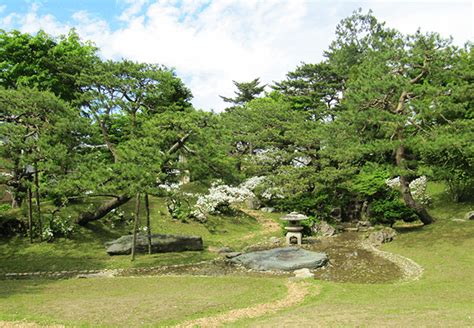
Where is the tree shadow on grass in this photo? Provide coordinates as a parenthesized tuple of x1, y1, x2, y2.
(0, 278, 54, 299)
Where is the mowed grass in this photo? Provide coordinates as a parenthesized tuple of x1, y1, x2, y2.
(230, 183, 474, 327)
(0, 275, 287, 327)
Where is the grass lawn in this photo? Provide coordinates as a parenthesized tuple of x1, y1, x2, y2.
(0, 276, 287, 327)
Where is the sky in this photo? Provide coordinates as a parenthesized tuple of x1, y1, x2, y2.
(1, 0, 473, 111)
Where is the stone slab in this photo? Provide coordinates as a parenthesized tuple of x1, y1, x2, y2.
(105, 234, 203, 255)
(230, 247, 328, 271)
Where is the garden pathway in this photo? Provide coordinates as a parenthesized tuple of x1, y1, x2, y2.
(237, 208, 281, 242)
(175, 280, 312, 328)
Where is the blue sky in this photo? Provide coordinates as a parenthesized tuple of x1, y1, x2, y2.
(1, 0, 472, 111)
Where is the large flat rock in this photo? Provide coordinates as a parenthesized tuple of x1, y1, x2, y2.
(230, 247, 328, 271)
(106, 234, 203, 255)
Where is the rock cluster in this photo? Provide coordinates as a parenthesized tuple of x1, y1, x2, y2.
(312, 221, 336, 236)
(368, 227, 397, 246)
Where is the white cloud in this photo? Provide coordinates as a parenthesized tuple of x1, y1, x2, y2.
(0, 1, 472, 111)
(5, 3, 71, 35)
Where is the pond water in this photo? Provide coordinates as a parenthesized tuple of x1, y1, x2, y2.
(305, 232, 402, 283)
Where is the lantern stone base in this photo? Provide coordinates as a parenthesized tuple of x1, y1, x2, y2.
(286, 232, 302, 246)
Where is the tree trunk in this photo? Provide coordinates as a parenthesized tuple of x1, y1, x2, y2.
(76, 195, 131, 225)
(34, 164, 42, 241)
(131, 193, 140, 261)
(395, 141, 434, 225)
(75, 133, 191, 226)
(27, 187, 33, 243)
(145, 193, 152, 254)
(399, 175, 434, 225)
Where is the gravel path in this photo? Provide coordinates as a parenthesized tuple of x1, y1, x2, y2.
(175, 280, 311, 328)
(360, 240, 424, 282)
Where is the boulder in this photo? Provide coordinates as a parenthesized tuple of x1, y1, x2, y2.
(465, 211, 474, 221)
(368, 227, 397, 246)
(312, 221, 336, 237)
(105, 234, 203, 255)
(230, 247, 328, 271)
(261, 207, 275, 213)
(217, 246, 234, 254)
(293, 268, 314, 279)
(329, 207, 342, 221)
(225, 252, 242, 259)
(244, 196, 261, 210)
(269, 236, 281, 245)
(357, 220, 371, 228)
(357, 220, 372, 232)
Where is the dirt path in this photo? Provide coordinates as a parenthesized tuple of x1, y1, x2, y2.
(239, 209, 280, 242)
(175, 280, 312, 328)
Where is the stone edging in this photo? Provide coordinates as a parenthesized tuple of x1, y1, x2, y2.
(360, 241, 424, 283)
(0, 260, 213, 280)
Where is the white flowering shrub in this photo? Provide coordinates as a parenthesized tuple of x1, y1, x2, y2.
(385, 176, 431, 205)
(385, 177, 400, 189)
(409, 176, 431, 205)
(158, 182, 181, 192)
(192, 177, 265, 219)
(239, 176, 266, 191)
(41, 215, 75, 241)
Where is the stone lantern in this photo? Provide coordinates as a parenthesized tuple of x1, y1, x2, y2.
(281, 212, 307, 246)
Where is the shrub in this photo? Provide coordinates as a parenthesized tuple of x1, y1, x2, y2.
(167, 196, 193, 222)
(369, 197, 418, 225)
(350, 164, 390, 198)
(0, 207, 26, 237)
(274, 191, 331, 219)
(41, 215, 75, 241)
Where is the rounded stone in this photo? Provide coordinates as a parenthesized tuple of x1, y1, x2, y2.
(230, 247, 328, 271)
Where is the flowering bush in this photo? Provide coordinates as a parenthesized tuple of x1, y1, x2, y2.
(385, 177, 401, 189)
(192, 177, 265, 219)
(385, 176, 431, 205)
(41, 215, 75, 241)
(158, 182, 181, 192)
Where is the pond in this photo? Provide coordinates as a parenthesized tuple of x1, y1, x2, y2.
(119, 232, 403, 284)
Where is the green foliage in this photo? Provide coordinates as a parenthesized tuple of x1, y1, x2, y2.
(273, 191, 330, 219)
(0, 87, 86, 208)
(0, 208, 25, 237)
(0, 204, 11, 212)
(350, 164, 390, 198)
(41, 214, 76, 241)
(220, 78, 265, 106)
(274, 62, 343, 114)
(166, 196, 193, 222)
(0, 29, 98, 102)
(370, 196, 418, 225)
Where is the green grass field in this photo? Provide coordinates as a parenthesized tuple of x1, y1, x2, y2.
(0, 182, 473, 327)
(0, 276, 286, 327)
